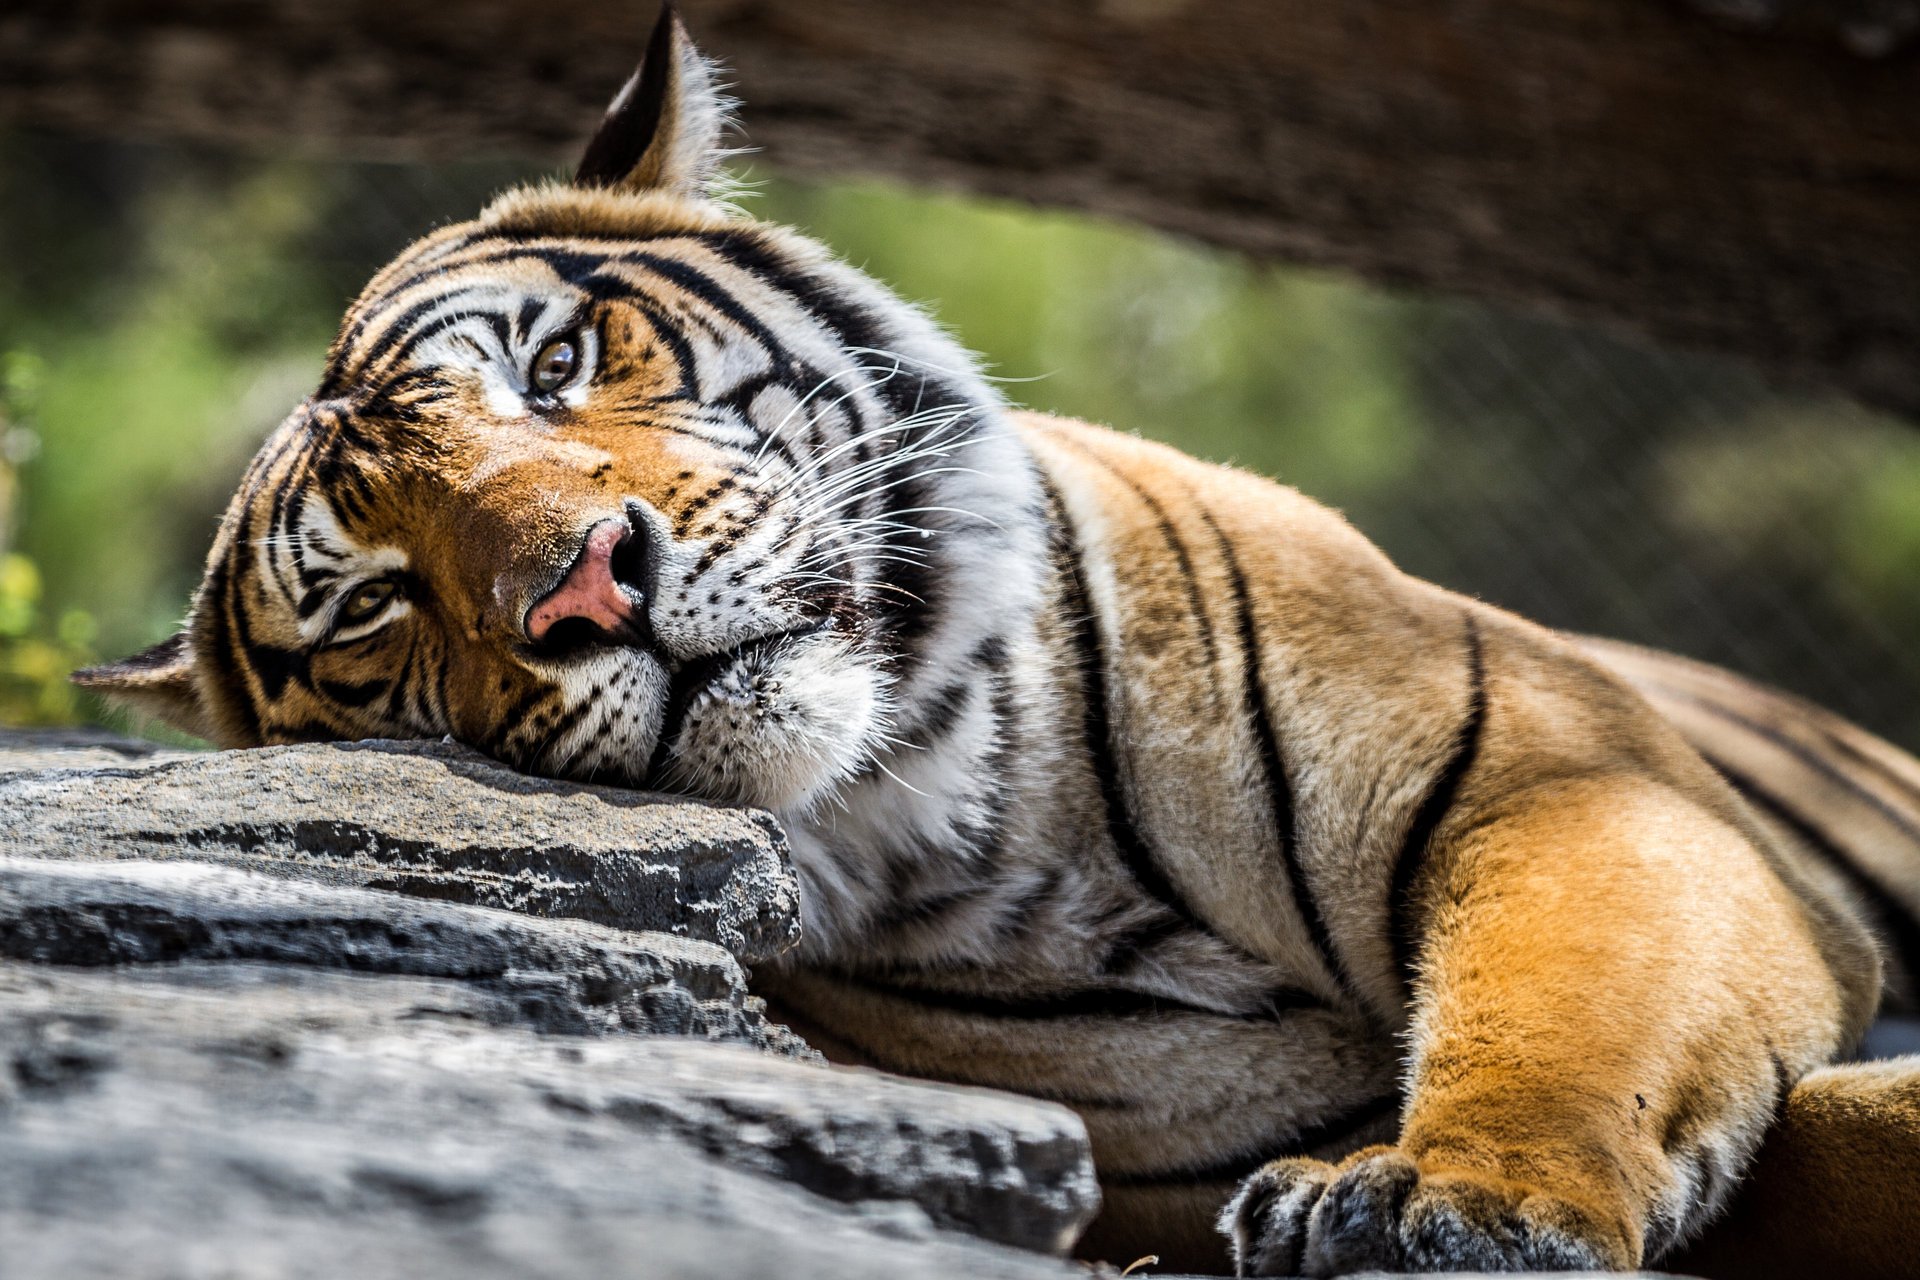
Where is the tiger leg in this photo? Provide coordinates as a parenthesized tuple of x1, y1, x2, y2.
(1223, 776, 1872, 1276)
(1667, 1057, 1920, 1280)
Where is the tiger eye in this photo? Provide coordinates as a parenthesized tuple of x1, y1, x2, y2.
(531, 338, 578, 393)
(340, 579, 397, 626)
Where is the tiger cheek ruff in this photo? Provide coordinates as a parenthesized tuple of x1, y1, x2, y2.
(76, 7, 1920, 1278)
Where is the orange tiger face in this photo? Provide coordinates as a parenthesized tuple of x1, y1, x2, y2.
(206, 217, 901, 808)
(77, 12, 1032, 813)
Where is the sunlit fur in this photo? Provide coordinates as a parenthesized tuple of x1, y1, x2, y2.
(80, 14, 1920, 1278)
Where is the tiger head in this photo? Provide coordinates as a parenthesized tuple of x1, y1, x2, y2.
(76, 6, 1044, 815)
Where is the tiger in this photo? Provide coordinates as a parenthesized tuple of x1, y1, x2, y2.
(75, 7, 1920, 1276)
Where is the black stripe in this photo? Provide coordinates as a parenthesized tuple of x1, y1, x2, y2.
(1049, 485, 1213, 938)
(996, 864, 1068, 939)
(368, 304, 509, 385)
(378, 662, 412, 726)
(709, 370, 809, 471)
(692, 228, 797, 291)
(354, 284, 496, 380)
(699, 229, 979, 430)
(357, 368, 452, 423)
(402, 636, 437, 730)
(486, 684, 556, 755)
(893, 679, 974, 751)
(430, 639, 453, 731)
(1814, 724, 1920, 817)
(513, 296, 545, 343)
(1056, 441, 1219, 672)
(1389, 615, 1487, 999)
(738, 1000, 1125, 1113)
(864, 883, 994, 935)
(867, 460, 941, 656)
(328, 291, 459, 391)
(1097, 913, 1190, 969)
(869, 761, 1015, 915)
(263, 413, 325, 593)
(622, 295, 702, 398)
(648, 625, 828, 781)
(322, 243, 539, 390)
(858, 982, 1214, 1021)
(316, 676, 390, 709)
(205, 554, 261, 744)
(1102, 1093, 1402, 1187)
(531, 690, 600, 767)
(1715, 757, 1920, 997)
(1646, 678, 1920, 849)
(625, 251, 800, 370)
(836, 969, 1324, 1024)
(232, 570, 306, 704)
(1194, 504, 1348, 998)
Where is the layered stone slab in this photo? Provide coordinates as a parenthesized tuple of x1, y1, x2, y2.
(0, 734, 798, 961)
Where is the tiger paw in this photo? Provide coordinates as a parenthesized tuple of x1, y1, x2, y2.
(1219, 1146, 1637, 1276)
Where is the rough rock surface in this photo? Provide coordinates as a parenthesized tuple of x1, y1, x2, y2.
(0, 958, 1098, 1271)
(0, 728, 1107, 1277)
(0, 734, 798, 961)
(0, 854, 805, 1050)
(0, 726, 195, 773)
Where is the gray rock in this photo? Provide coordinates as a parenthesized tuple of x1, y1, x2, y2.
(0, 854, 807, 1051)
(0, 957, 1101, 1274)
(0, 736, 799, 961)
(531, 1025, 1099, 1253)
(0, 726, 196, 773)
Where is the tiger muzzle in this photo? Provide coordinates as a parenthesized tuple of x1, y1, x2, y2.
(523, 513, 655, 656)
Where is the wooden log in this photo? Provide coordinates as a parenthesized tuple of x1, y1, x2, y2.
(2, 0, 1916, 415)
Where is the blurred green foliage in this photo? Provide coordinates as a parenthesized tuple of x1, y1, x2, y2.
(1, 134, 1916, 743)
(0, 348, 98, 723)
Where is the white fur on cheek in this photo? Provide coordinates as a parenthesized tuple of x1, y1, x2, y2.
(669, 635, 890, 812)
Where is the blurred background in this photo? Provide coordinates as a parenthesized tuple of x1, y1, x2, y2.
(2, 132, 1917, 746)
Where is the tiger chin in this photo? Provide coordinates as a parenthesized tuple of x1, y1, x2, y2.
(77, 6, 1920, 1278)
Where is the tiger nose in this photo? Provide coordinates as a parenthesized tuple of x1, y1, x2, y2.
(524, 518, 645, 647)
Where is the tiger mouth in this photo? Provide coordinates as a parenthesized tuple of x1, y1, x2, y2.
(646, 621, 828, 781)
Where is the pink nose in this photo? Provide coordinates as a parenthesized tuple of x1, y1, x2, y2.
(525, 520, 642, 645)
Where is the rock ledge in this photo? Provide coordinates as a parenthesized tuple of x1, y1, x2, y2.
(0, 730, 1101, 1279)
(0, 735, 799, 961)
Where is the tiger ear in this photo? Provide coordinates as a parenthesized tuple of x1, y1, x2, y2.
(574, 2, 732, 196)
(71, 632, 218, 742)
